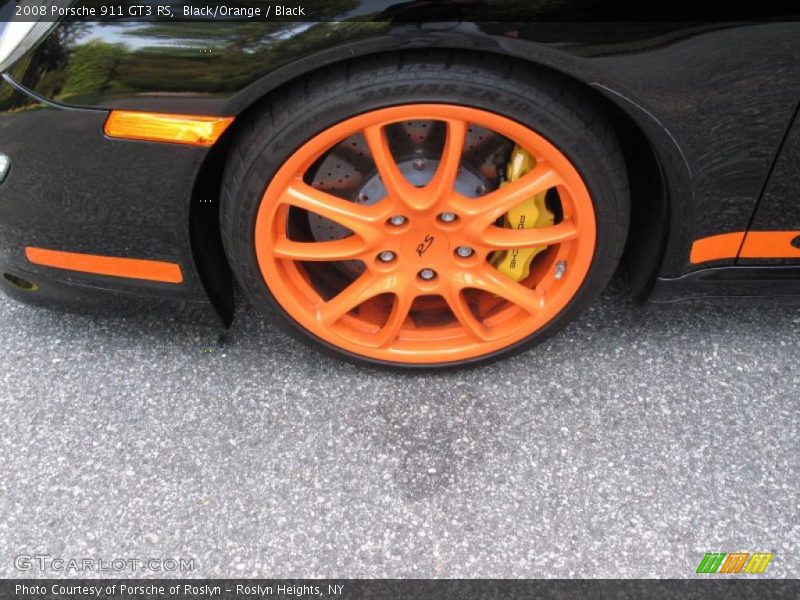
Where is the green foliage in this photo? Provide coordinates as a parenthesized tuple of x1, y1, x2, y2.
(11, 18, 388, 106)
(59, 40, 129, 100)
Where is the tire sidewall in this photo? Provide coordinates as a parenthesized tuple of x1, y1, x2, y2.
(222, 65, 628, 369)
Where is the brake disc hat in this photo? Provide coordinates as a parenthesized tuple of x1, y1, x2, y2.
(308, 123, 494, 279)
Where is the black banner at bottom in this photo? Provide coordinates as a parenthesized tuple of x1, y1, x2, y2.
(3, 579, 799, 600)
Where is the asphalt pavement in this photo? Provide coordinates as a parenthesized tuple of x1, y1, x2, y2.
(0, 274, 797, 578)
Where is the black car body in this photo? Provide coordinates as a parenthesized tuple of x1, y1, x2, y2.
(1, 2, 799, 365)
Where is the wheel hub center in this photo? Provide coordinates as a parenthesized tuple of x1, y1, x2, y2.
(401, 229, 450, 264)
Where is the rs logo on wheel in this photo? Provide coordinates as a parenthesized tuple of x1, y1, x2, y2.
(416, 234, 435, 257)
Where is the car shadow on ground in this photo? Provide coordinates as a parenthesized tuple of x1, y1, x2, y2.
(3, 269, 799, 378)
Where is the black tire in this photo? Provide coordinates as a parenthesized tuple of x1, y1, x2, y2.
(220, 51, 630, 369)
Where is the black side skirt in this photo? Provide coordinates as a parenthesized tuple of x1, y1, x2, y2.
(649, 266, 800, 303)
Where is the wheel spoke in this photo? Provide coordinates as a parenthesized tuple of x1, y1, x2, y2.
(424, 119, 468, 207)
(280, 180, 383, 240)
(482, 220, 578, 249)
(374, 289, 415, 348)
(457, 162, 562, 222)
(363, 124, 418, 203)
(272, 235, 366, 261)
(468, 265, 544, 313)
(316, 272, 395, 326)
(443, 280, 492, 342)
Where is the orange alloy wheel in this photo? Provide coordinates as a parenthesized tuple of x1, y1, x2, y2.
(254, 105, 596, 364)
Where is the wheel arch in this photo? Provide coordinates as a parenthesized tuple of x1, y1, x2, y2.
(189, 46, 670, 323)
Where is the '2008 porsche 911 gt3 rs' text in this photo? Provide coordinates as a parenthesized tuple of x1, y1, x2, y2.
(1, 3, 800, 367)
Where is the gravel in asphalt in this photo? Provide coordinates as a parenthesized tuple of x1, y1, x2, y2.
(0, 275, 797, 578)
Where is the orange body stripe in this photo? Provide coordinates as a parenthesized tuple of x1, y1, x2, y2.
(689, 232, 745, 264)
(690, 230, 800, 263)
(26, 247, 183, 284)
(740, 231, 800, 259)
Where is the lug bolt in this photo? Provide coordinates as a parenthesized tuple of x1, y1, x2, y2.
(418, 268, 437, 281)
(412, 158, 426, 171)
(456, 246, 474, 258)
(439, 212, 457, 223)
(389, 215, 407, 227)
(356, 192, 369, 202)
(378, 251, 396, 263)
(476, 184, 489, 195)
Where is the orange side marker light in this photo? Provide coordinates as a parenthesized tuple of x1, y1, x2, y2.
(104, 111, 234, 146)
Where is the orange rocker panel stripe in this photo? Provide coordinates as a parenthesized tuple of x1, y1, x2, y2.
(26, 247, 183, 284)
(690, 231, 800, 263)
(740, 231, 800, 259)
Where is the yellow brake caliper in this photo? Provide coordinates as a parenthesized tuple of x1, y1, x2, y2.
(491, 145, 554, 281)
